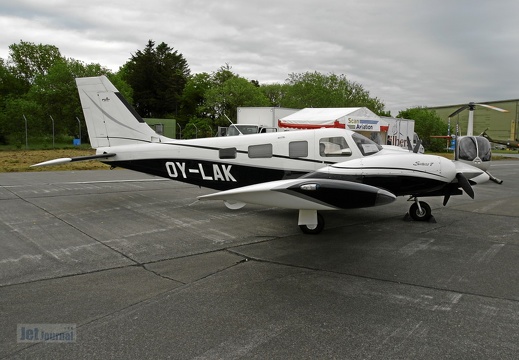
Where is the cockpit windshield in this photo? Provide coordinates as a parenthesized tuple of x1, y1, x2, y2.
(352, 133, 383, 156)
(459, 136, 491, 161)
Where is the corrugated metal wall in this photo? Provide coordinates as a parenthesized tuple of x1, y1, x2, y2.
(428, 100, 518, 140)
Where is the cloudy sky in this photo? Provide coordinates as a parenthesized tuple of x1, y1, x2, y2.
(1, 0, 518, 115)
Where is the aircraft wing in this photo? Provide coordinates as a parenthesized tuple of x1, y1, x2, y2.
(198, 178, 396, 210)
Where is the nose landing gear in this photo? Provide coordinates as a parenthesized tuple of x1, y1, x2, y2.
(406, 198, 435, 222)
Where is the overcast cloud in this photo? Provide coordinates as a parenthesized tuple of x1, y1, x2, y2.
(1, 0, 518, 115)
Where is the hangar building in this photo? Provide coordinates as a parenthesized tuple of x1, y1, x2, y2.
(428, 100, 519, 141)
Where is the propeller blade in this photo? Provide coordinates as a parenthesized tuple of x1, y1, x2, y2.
(448, 103, 508, 118)
(474, 104, 509, 113)
(443, 194, 451, 206)
(448, 105, 469, 118)
(456, 173, 474, 199)
(406, 136, 413, 151)
(413, 139, 422, 153)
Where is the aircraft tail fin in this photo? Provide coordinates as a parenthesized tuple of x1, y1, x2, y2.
(76, 76, 161, 148)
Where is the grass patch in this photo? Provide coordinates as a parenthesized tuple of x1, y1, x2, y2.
(0, 148, 111, 172)
(492, 149, 519, 155)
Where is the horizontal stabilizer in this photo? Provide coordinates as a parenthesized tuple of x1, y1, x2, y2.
(31, 153, 116, 167)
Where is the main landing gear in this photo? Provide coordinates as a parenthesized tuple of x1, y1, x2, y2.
(299, 213, 325, 234)
(297, 198, 437, 234)
(298, 210, 325, 234)
(406, 198, 434, 222)
(224, 200, 246, 210)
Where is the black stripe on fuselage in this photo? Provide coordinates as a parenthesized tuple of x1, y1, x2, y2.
(106, 159, 307, 191)
(304, 172, 449, 197)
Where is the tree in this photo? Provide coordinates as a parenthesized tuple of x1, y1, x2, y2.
(28, 58, 113, 139)
(123, 40, 190, 118)
(180, 72, 213, 122)
(279, 71, 387, 115)
(211, 63, 235, 84)
(181, 65, 270, 137)
(1, 96, 43, 146)
(0, 58, 29, 144)
(0, 41, 115, 145)
(397, 107, 447, 152)
(182, 117, 214, 139)
(204, 74, 270, 125)
(0, 57, 29, 100)
(260, 83, 289, 107)
(8, 41, 64, 84)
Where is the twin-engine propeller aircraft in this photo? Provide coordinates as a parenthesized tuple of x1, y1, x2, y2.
(34, 76, 490, 234)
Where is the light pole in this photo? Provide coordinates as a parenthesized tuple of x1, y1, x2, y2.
(177, 123, 182, 139)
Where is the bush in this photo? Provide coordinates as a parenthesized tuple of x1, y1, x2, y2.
(397, 107, 448, 152)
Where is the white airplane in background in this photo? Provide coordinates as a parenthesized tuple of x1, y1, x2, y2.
(34, 76, 490, 234)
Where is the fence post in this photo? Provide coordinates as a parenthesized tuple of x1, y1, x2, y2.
(49, 115, 55, 148)
(22, 114, 28, 150)
(76, 117, 82, 145)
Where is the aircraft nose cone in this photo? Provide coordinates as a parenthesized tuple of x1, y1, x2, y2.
(376, 189, 396, 206)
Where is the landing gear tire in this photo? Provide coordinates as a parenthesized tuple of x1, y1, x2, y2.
(224, 200, 246, 210)
(299, 213, 325, 234)
(409, 201, 432, 221)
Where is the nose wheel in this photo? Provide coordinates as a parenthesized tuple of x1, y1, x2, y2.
(408, 200, 433, 222)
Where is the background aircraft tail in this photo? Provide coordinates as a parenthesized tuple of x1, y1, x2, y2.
(76, 76, 162, 148)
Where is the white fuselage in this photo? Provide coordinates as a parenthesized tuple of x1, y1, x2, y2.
(95, 128, 402, 190)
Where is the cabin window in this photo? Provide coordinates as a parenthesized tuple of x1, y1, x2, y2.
(289, 141, 308, 158)
(319, 137, 351, 157)
(219, 147, 237, 159)
(248, 144, 273, 158)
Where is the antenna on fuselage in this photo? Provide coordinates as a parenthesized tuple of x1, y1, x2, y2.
(224, 114, 243, 135)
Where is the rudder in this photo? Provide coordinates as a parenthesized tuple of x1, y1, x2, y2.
(76, 76, 160, 148)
